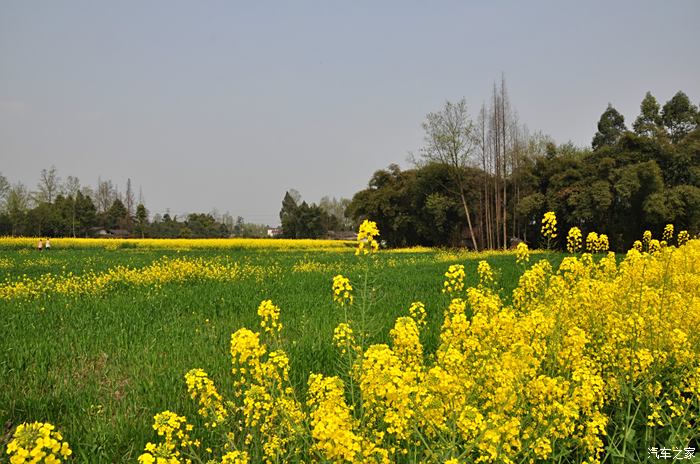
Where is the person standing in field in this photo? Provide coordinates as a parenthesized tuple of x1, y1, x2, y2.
(45, 238, 51, 251)
(38, 239, 43, 251)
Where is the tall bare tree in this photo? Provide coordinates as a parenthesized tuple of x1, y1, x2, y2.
(35, 166, 61, 204)
(477, 104, 493, 249)
(500, 75, 509, 248)
(0, 172, 10, 211)
(63, 176, 81, 197)
(419, 99, 479, 250)
(472, 75, 537, 249)
(125, 178, 135, 229)
(482, 76, 519, 248)
(490, 83, 502, 248)
(7, 183, 30, 235)
(63, 175, 81, 237)
(95, 178, 117, 214)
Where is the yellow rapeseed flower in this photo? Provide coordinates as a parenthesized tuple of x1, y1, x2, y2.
(356, 220, 380, 255)
(566, 227, 583, 253)
(442, 264, 465, 294)
(662, 224, 674, 242)
(185, 368, 228, 428)
(585, 232, 599, 253)
(331, 274, 354, 306)
(257, 299, 283, 335)
(333, 322, 357, 355)
(515, 242, 529, 264)
(408, 301, 427, 329)
(541, 211, 557, 240)
(6, 422, 71, 464)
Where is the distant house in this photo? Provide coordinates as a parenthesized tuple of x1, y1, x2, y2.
(88, 227, 130, 238)
(327, 230, 358, 240)
(267, 227, 283, 238)
(109, 229, 130, 238)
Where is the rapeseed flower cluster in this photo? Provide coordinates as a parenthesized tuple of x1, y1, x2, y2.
(585, 232, 598, 253)
(257, 299, 282, 335)
(331, 275, 354, 306)
(476, 260, 495, 287)
(663, 223, 674, 242)
(407, 301, 427, 329)
(541, 211, 557, 239)
(389, 316, 423, 372)
(585, 232, 609, 253)
(142, 300, 307, 463)
(649, 238, 661, 253)
(184, 369, 227, 428)
(138, 411, 197, 464)
(6, 422, 71, 464)
(442, 264, 465, 294)
(597, 233, 609, 252)
(0, 257, 283, 300)
(566, 227, 583, 253)
(307, 374, 377, 462)
(515, 242, 529, 264)
(677, 230, 690, 246)
(356, 220, 380, 255)
(140, 220, 700, 463)
(333, 322, 357, 355)
(220, 451, 249, 463)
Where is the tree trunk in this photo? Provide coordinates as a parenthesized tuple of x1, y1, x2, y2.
(484, 180, 491, 249)
(501, 80, 508, 250)
(479, 190, 485, 248)
(460, 189, 479, 251)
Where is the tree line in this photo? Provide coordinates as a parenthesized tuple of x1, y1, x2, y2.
(348, 85, 700, 250)
(0, 170, 277, 238)
(0, 169, 354, 239)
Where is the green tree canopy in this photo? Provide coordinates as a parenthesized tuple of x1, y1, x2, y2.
(662, 91, 699, 143)
(592, 104, 627, 150)
(106, 198, 128, 229)
(632, 92, 662, 137)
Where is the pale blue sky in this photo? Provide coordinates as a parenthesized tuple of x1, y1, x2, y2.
(1, 1, 699, 225)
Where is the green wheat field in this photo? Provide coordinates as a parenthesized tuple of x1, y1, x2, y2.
(0, 246, 559, 462)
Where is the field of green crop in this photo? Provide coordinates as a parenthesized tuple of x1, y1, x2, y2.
(0, 246, 561, 462)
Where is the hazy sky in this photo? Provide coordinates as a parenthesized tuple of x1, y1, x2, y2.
(2, 1, 699, 225)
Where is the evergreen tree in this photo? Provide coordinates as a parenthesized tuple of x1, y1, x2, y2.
(74, 191, 97, 237)
(280, 191, 300, 238)
(135, 204, 148, 238)
(632, 92, 662, 137)
(592, 104, 627, 150)
(662, 91, 699, 143)
(53, 194, 75, 236)
(106, 198, 128, 229)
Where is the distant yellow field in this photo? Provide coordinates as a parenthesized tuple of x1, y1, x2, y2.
(0, 237, 558, 257)
(0, 236, 355, 251)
